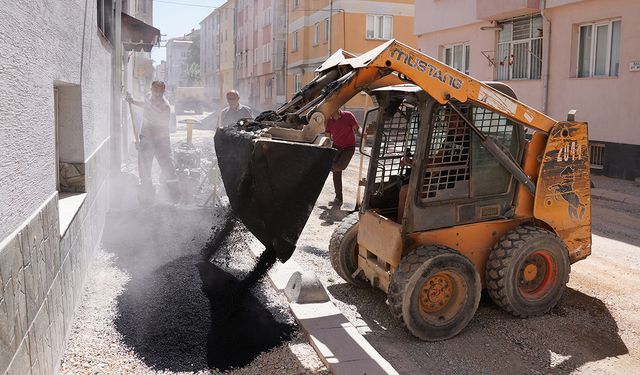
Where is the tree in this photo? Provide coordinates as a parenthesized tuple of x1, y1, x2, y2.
(186, 31, 201, 85)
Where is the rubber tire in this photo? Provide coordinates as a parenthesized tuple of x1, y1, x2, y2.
(486, 225, 570, 317)
(387, 245, 481, 341)
(329, 213, 369, 288)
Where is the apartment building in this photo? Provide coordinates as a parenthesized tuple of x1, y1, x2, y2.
(166, 37, 194, 95)
(415, 0, 640, 179)
(286, 0, 417, 119)
(200, 0, 237, 108)
(236, 0, 287, 111)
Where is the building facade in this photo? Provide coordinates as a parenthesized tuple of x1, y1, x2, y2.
(415, 0, 640, 179)
(200, 0, 237, 109)
(286, 0, 418, 119)
(166, 37, 193, 95)
(235, 0, 287, 111)
(0, 1, 117, 373)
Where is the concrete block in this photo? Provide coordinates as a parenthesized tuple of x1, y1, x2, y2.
(268, 259, 303, 291)
(330, 358, 398, 375)
(284, 271, 330, 304)
(5, 337, 31, 375)
(307, 325, 372, 364)
(306, 326, 398, 374)
(290, 302, 351, 331)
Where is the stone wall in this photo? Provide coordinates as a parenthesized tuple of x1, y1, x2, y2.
(0, 139, 109, 375)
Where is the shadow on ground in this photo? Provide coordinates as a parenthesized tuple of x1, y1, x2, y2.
(327, 283, 628, 374)
(317, 205, 352, 226)
(103, 206, 294, 372)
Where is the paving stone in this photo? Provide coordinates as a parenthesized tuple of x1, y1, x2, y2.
(28, 302, 52, 375)
(0, 236, 26, 374)
(26, 213, 44, 253)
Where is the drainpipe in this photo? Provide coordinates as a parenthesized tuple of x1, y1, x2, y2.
(541, 0, 551, 114)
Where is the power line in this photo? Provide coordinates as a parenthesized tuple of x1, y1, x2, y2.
(154, 0, 216, 8)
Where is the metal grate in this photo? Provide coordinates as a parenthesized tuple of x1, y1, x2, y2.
(374, 104, 419, 183)
(420, 104, 470, 200)
(589, 143, 605, 169)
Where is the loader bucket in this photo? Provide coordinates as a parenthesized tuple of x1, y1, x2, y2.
(214, 123, 336, 262)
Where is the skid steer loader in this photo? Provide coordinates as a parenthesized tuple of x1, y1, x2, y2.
(214, 40, 591, 341)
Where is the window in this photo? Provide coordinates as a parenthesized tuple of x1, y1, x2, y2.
(263, 43, 270, 62)
(313, 22, 320, 45)
(266, 79, 273, 98)
(97, 0, 114, 42)
(292, 30, 299, 51)
(366, 15, 392, 40)
(589, 143, 605, 169)
(253, 47, 258, 65)
(443, 43, 470, 75)
(496, 15, 543, 80)
(293, 0, 299, 8)
(577, 19, 621, 77)
(54, 84, 86, 194)
(263, 8, 271, 26)
(294, 73, 302, 92)
(324, 18, 330, 42)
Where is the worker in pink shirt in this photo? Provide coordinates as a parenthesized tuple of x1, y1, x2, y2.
(325, 109, 360, 205)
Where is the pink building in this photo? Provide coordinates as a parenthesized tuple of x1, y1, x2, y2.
(236, 0, 287, 111)
(415, 0, 640, 179)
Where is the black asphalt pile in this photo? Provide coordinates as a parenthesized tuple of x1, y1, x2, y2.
(105, 206, 215, 372)
(105, 206, 295, 373)
(199, 212, 295, 371)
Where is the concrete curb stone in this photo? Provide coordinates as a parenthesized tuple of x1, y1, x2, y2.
(246, 236, 399, 375)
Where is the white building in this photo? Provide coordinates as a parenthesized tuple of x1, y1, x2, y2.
(156, 60, 168, 82)
(0, 1, 158, 373)
(166, 37, 193, 94)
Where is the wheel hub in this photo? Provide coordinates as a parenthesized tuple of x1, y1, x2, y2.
(518, 250, 555, 298)
(420, 273, 453, 313)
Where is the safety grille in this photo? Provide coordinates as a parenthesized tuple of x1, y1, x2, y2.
(420, 104, 470, 200)
(589, 143, 605, 169)
(374, 104, 419, 183)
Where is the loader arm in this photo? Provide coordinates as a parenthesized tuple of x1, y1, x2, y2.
(213, 39, 561, 263)
(266, 39, 556, 144)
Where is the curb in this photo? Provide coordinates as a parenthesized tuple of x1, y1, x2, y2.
(246, 236, 399, 375)
(591, 188, 640, 206)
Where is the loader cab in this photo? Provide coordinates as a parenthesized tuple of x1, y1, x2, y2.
(361, 84, 526, 231)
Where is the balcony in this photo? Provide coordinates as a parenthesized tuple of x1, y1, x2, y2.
(476, 0, 540, 20)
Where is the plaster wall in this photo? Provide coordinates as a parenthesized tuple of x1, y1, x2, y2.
(0, 0, 112, 241)
(415, 0, 640, 146)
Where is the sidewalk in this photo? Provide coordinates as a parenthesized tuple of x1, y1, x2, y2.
(591, 175, 640, 206)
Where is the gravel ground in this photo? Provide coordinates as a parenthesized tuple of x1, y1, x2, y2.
(58, 125, 328, 375)
(291, 150, 640, 374)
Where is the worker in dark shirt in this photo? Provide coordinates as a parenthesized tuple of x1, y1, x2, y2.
(325, 109, 360, 205)
(218, 90, 253, 127)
